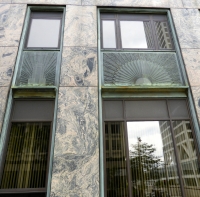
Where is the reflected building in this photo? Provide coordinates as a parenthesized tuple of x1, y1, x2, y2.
(159, 121, 200, 197)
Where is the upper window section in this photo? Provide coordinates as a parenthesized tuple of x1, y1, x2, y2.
(26, 12, 62, 49)
(101, 14, 173, 50)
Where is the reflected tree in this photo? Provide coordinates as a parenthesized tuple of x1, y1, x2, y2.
(130, 137, 161, 197)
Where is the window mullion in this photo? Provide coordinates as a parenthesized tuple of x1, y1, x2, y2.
(167, 99, 186, 197)
(149, 15, 159, 50)
(124, 120, 133, 197)
(115, 15, 121, 49)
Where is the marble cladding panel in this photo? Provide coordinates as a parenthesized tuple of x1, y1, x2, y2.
(12, 0, 81, 5)
(191, 87, 200, 123)
(82, 0, 183, 7)
(171, 9, 200, 49)
(181, 0, 200, 8)
(0, 4, 26, 47)
(0, 47, 18, 86)
(0, 87, 8, 133)
(51, 87, 99, 197)
(64, 6, 97, 47)
(182, 49, 200, 86)
(0, 0, 11, 3)
(60, 47, 97, 87)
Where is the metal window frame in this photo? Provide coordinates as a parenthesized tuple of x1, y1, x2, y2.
(102, 98, 200, 197)
(0, 99, 55, 195)
(98, 8, 200, 197)
(100, 12, 174, 51)
(11, 6, 66, 88)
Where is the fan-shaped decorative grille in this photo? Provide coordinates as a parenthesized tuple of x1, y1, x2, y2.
(16, 51, 58, 86)
(103, 52, 182, 86)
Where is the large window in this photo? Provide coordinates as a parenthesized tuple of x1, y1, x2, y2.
(0, 100, 54, 197)
(101, 14, 173, 50)
(103, 99, 200, 197)
(100, 13, 182, 87)
(15, 8, 64, 87)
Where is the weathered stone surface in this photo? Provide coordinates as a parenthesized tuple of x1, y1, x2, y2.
(12, 0, 81, 5)
(181, 0, 200, 8)
(171, 9, 200, 49)
(51, 87, 99, 197)
(0, 4, 26, 47)
(60, 47, 97, 87)
(64, 6, 97, 47)
(0, 0, 11, 3)
(182, 49, 200, 86)
(82, 0, 183, 7)
(0, 47, 18, 86)
(191, 87, 200, 123)
(0, 87, 8, 133)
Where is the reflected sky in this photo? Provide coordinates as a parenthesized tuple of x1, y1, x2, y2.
(27, 19, 61, 48)
(127, 121, 164, 161)
(120, 21, 148, 48)
(102, 20, 116, 48)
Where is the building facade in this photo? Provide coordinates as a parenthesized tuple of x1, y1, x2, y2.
(1, 0, 200, 197)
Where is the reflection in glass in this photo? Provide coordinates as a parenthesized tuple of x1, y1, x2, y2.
(27, 19, 61, 48)
(172, 121, 200, 197)
(105, 122, 128, 197)
(154, 21, 173, 49)
(120, 21, 148, 48)
(0, 122, 50, 189)
(102, 21, 116, 48)
(127, 121, 181, 197)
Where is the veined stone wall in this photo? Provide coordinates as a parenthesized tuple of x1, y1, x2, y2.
(1, 0, 200, 197)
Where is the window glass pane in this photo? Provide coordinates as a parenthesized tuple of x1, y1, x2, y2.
(120, 21, 149, 48)
(105, 122, 129, 197)
(125, 100, 169, 119)
(104, 101, 123, 120)
(127, 121, 182, 197)
(12, 100, 54, 121)
(172, 121, 200, 195)
(155, 21, 173, 49)
(27, 19, 61, 48)
(168, 100, 189, 119)
(0, 122, 50, 189)
(102, 20, 116, 48)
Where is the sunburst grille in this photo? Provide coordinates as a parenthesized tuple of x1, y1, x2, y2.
(103, 52, 182, 86)
(16, 51, 58, 86)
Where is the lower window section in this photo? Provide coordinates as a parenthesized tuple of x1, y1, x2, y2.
(105, 122, 129, 197)
(0, 193, 46, 197)
(0, 122, 50, 189)
(105, 121, 200, 197)
(128, 121, 181, 197)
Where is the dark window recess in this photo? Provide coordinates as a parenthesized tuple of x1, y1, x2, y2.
(0, 122, 50, 189)
(0, 100, 54, 195)
(0, 193, 46, 197)
(101, 14, 173, 50)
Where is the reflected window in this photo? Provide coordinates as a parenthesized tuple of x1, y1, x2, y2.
(26, 12, 62, 48)
(101, 14, 173, 50)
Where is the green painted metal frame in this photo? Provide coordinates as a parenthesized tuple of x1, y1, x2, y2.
(0, 5, 66, 197)
(98, 7, 200, 197)
(98, 8, 104, 197)
(11, 6, 65, 88)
